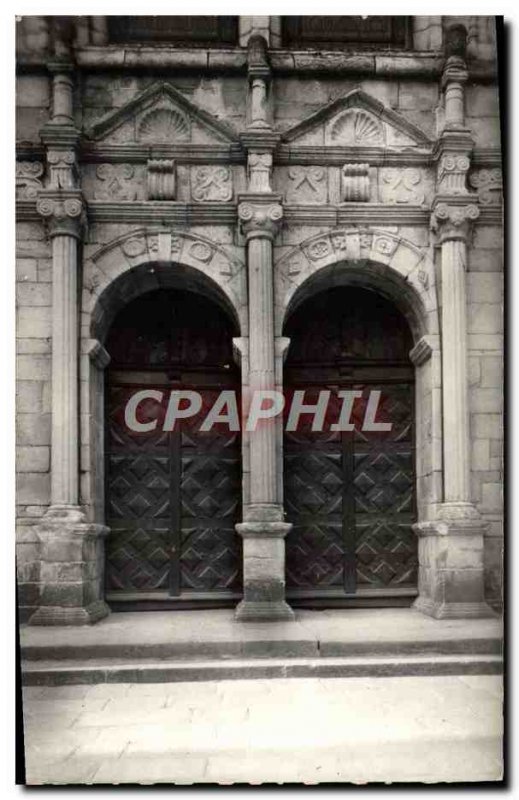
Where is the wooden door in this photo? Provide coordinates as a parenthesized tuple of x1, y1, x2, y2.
(283, 287, 417, 604)
(104, 290, 242, 606)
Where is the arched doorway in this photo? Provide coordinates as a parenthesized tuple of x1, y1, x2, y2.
(104, 288, 242, 608)
(283, 286, 417, 606)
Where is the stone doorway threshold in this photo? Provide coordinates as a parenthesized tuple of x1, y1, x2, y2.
(20, 607, 503, 686)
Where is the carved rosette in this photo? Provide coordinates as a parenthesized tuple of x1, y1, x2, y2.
(238, 201, 283, 241)
(437, 154, 471, 194)
(36, 192, 85, 237)
(431, 202, 480, 243)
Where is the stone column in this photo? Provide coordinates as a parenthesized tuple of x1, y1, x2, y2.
(414, 201, 493, 619)
(235, 199, 294, 621)
(37, 195, 83, 513)
(413, 28, 494, 619)
(27, 54, 110, 625)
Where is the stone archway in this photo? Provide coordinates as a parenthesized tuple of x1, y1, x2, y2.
(79, 231, 248, 610)
(273, 229, 443, 609)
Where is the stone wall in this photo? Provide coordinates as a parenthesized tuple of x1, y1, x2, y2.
(15, 15, 504, 617)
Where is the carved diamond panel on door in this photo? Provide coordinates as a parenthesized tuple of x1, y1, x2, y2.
(180, 427, 242, 592)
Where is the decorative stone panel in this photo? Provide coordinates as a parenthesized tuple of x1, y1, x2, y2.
(341, 164, 370, 202)
(379, 167, 429, 205)
(284, 166, 327, 204)
(16, 162, 44, 200)
(147, 159, 176, 200)
(191, 166, 233, 202)
(469, 169, 503, 206)
(93, 164, 142, 201)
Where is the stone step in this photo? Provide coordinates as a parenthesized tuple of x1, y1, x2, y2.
(22, 653, 503, 686)
(21, 635, 502, 663)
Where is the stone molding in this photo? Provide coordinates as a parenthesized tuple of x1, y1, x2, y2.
(36, 190, 85, 237)
(431, 201, 480, 242)
(238, 197, 283, 240)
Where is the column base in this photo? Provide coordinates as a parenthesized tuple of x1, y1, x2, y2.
(413, 505, 496, 620)
(413, 596, 495, 619)
(28, 599, 111, 626)
(235, 519, 295, 623)
(25, 507, 110, 627)
(235, 599, 295, 622)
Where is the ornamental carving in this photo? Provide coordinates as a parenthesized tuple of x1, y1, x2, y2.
(192, 166, 233, 202)
(327, 109, 384, 146)
(137, 107, 190, 143)
(189, 242, 214, 263)
(380, 168, 425, 205)
(304, 236, 332, 261)
(286, 166, 326, 205)
(47, 149, 77, 190)
(16, 162, 44, 200)
(248, 154, 272, 193)
(94, 164, 139, 201)
(469, 169, 503, 206)
(431, 202, 480, 242)
(121, 237, 147, 258)
(147, 159, 176, 200)
(238, 202, 283, 239)
(36, 191, 85, 236)
(341, 164, 370, 203)
(436, 155, 471, 195)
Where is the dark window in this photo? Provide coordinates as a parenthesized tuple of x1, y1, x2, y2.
(282, 16, 410, 50)
(108, 16, 238, 47)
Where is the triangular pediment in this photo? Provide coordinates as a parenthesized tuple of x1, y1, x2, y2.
(87, 82, 239, 145)
(281, 89, 432, 149)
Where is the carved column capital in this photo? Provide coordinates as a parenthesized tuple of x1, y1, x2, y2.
(431, 201, 480, 243)
(436, 152, 472, 195)
(36, 191, 86, 237)
(238, 198, 283, 240)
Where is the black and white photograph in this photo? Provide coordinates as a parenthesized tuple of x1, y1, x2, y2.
(12, 10, 505, 786)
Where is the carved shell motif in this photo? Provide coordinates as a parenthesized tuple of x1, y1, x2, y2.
(327, 109, 384, 146)
(137, 107, 190, 143)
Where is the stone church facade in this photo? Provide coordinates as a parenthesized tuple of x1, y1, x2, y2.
(16, 16, 503, 624)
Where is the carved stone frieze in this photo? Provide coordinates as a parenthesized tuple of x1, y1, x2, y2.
(147, 159, 176, 200)
(469, 168, 503, 206)
(379, 167, 426, 205)
(94, 164, 140, 201)
(192, 166, 233, 202)
(341, 164, 370, 202)
(16, 162, 44, 200)
(238, 200, 283, 240)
